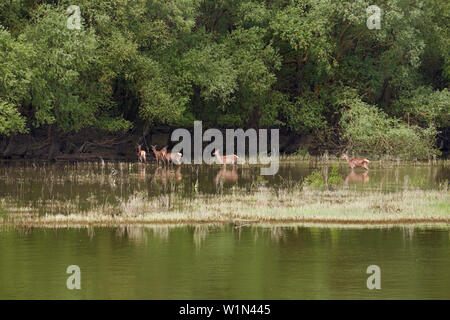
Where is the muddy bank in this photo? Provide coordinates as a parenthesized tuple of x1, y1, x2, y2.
(4, 217, 449, 229)
(0, 127, 322, 161)
(1, 127, 178, 161)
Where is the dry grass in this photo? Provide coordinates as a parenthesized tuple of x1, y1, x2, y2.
(1, 188, 448, 227)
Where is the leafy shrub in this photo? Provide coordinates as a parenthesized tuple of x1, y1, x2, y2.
(303, 165, 343, 189)
(0, 100, 27, 135)
(303, 170, 325, 188)
(339, 96, 440, 159)
(328, 164, 343, 186)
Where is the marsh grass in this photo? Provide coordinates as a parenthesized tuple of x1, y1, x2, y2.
(280, 154, 450, 167)
(0, 159, 448, 227)
(2, 188, 448, 227)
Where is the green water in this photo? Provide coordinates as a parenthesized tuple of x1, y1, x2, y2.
(0, 161, 448, 299)
(0, 225, 449, 299)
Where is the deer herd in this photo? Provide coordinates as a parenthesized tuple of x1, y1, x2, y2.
(138, 144, 239, 167)
(137, 144, 182, 166)
(137, 144, 370, 185)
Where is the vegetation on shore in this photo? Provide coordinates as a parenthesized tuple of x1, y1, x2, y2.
(0, 1, 449, 159)
(2, 188, 448, 227)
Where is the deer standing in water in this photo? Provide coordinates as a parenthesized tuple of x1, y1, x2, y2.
(137, 145, 146, 163)
(164, 150, 182, 167)
(341, 153, 370, 170)
(151, 145, 166, 165)
(213, 150, 239, 166)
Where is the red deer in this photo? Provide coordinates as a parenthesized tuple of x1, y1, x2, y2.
(164, 150, 182, 166)
(137, 144, 146, 163)
(213, 150, 239, 166)
(151, 145, 166, 165)
(341, 153, 370, 170)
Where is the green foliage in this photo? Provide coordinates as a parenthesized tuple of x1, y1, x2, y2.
(293, 146, 311, 159)
(339, 93, 440, 159)
(328, 164, 343, 186)
(303, 164, 343, 189)
(0, 0, 448, 159)
(393, 87, 450, 128)
(303, 170, 325, 188)
(0, 100, 27, 135)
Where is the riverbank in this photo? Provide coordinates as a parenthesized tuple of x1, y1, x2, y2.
(2, 188, 448, 227)
(0, 128, 324, 161)
(3, 128, 449, 162)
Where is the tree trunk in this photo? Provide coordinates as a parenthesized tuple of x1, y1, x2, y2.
(48, 126, 61, 161)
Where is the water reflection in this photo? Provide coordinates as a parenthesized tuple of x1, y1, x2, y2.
(0, 161, 448, 216)
(151, 166, 183, 186)
(214, 167, 239, 187)
(1, 224, 448, 299)
(344, 170, 370, 185)
(112, 224, 221, 248)
(105, 223, 442, 249)
(138, 164, 146, 182)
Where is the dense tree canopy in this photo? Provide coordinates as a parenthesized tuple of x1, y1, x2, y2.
(0, 0, 448, 158)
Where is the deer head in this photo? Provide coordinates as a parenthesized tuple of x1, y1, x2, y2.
(341, 149, 350, 159)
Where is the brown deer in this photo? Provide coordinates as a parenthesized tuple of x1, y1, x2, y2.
(137, 144, 146, 163)
(151, 145, 166, 165)
(213, 149, 239, 166)
(164, 149, 182, 167)
(341, 153, 370, 170)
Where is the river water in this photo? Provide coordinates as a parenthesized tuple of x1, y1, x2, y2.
(0, 161, 448, 299)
